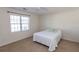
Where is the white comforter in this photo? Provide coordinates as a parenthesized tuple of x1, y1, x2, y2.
(33, 30, 62, 51)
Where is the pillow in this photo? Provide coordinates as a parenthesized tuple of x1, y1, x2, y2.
(46, 28, 57, 32)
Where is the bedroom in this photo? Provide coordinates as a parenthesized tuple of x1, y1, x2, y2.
(0, 7, 79, 52)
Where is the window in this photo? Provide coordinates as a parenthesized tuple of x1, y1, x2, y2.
(10, 15, 30, 32)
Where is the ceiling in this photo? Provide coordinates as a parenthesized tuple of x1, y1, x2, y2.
(10, 7, 79, 15)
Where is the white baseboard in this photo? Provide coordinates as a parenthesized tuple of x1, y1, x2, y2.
(62, 37, 79, 43)
(0, 36, 32, 47)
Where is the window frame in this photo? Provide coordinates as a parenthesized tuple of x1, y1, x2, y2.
(20, 15, 30, 32)
(9, 14, 30, 32)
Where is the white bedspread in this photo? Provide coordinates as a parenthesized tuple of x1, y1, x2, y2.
(33, 30, 62, 51)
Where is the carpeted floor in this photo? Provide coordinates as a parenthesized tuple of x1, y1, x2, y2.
(0, 37, 79, 52)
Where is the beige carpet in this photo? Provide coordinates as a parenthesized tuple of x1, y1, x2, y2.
(0, 37, 79, 52)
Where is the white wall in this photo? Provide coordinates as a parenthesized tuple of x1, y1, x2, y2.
(40, 10, 79, 42)
(0, 8, 40, 46)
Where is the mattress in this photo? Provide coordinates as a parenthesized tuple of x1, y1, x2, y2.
(33, 30, 62, 51)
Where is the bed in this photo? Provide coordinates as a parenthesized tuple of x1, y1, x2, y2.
(33, 29, 62, 51)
